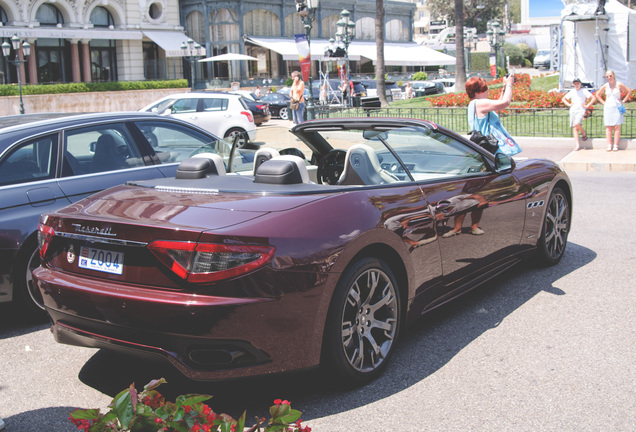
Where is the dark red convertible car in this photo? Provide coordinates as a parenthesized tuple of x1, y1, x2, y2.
(33, 118, 571, 385)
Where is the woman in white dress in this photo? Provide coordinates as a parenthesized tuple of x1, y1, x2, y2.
(594, 70, 631, 152)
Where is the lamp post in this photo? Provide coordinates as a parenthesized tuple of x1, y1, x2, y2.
(336, 9, 355, 107)
(2, 35, 31, 115)
(180, 38, 203, 91)
(295, 0, 319, 120)
(463, 28, 475, 74)
(486, 21, 506, 73)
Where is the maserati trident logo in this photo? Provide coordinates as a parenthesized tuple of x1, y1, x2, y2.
(67, 244, 76, 264)
(71, 223, 116, 237)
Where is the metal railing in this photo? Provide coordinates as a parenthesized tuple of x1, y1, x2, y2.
(314, 106, 635, 139)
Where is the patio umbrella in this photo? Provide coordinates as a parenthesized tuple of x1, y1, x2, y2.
(198, 53, 258, 62)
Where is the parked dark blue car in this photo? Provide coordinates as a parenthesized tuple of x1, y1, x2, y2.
(0, 112, 230, 314)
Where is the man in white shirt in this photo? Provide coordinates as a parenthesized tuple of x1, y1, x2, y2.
(562, 78, 594, 150)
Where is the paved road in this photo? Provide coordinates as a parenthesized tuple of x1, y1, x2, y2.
(1, 170, 635, 431)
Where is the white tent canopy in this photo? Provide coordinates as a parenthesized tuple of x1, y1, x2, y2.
(199, 53, 259, 62)
(245, 37, 455, 66)
(559, 0, 636, 89)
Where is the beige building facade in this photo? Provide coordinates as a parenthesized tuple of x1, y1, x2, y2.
(0, 0, 191, 85)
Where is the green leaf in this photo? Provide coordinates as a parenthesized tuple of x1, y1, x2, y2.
(278, 409, 302, 424)
(236, 411, 246, 432)
(113, 387, 135, 429)
(144, 378, 167, 392)
(70, 408, 101, 420)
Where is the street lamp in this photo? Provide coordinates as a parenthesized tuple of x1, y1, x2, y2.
(2, 35, 31, 115)
(180, 38, 203, 91)
(486, 21, 506, 73)
(463, 28, 476, 74)
(295, 0, 319, 120)
(336, 9, 355, 106)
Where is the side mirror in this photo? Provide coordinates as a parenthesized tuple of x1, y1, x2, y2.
(495, 152, 515, 173)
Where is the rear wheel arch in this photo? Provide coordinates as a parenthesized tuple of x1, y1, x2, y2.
(12, 231, 46, 315)
(320, 242, 409, 385)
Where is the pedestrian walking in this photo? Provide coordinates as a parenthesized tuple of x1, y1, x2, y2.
(405, 82, 413, 99)
(254, 85, 262, 99)
(594, 70, 631, 152)
(289, 71, 305, 125)
(562, 78, 594, 151)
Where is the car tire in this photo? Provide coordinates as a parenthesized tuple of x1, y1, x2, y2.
(322, 257, 401, 385)
(279, 107, 289, 120)
(15, 236, 47, 316)
(224, 127, 248, 146)
(536, 187, 570, 266)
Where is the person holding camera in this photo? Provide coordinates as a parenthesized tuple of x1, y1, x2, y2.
(466, 74, 515, 148)
(562, 78, 595, 151)
(594, 70, 631, 152)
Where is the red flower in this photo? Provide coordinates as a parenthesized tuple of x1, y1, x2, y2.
(185, 405, 192, 413)
(154, 417, 163, 424)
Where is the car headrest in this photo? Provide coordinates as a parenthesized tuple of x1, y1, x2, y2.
(253, 147, 280, 175)
(338, 144, 384, 185)
(176, 153, 226, 179)
(254, 155, 309, 185)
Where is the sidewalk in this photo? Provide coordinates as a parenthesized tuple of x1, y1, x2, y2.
(514, 136, 636, 172)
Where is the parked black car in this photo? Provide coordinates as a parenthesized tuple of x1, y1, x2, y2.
(260, 93, 292, 120)
(0, 112, 230, 314)
(239, 97, 271, 126)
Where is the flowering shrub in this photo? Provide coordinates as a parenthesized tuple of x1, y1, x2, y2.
(426, 72, 635, 111)
(426, 73, 566, 110)
(69, 378, 311, 432)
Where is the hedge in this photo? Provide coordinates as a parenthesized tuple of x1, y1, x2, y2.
(0, 79, 189, 97)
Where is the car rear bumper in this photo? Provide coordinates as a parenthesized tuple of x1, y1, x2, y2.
(34, 266, 326, 380)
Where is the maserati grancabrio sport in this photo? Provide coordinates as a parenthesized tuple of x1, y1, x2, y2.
(33, 118, 572, 385)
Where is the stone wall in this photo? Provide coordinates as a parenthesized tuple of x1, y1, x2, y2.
(0, 88, 192, 117)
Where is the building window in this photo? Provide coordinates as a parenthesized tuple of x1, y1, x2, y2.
(90, 6, 114, 27)
(356, 17, 375, 41)
(285, 13, 318, 38)
(386, 19, 408, 42)
(89, 7, 117, 81)
(0, 6, 9, 84)
(210, 9, 239, 43)
(186, 11, 205, 43)
(244, 10, 281, 37)
(36, 38, 70, 83)
(36, 3, 64, 26)
(322, 14, 341, 40)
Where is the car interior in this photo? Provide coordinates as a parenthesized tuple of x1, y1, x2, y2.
(130, 124, 493, 194)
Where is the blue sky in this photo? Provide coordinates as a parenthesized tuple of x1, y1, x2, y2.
(529, 0, 565, 17)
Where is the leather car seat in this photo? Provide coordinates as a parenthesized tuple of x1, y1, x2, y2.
(92, 134, 125, 172)
(337, 144, 397, 186)
(253, 147, 280, 175)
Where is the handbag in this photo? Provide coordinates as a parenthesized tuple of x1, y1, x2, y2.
(289, 99, 299, 111)
(469, 130, 499, 154)
(468, 102, 501, 155)
(609, 86, 626, 115)
(469, 100, 522, 157)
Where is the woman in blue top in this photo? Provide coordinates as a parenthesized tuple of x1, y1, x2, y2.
(466, 75, 515, 142)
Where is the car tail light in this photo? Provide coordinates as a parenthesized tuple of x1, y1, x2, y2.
(241, 111, 254, 123)
(148, 240, 274, 284)
(37, 223, 55, 259)
(256, 104, 267, 110)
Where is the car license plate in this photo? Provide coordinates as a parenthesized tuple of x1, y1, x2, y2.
(79, 247, 124, 275)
